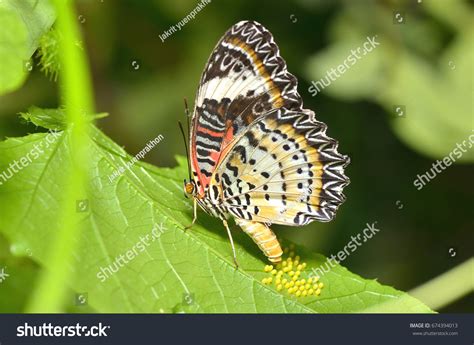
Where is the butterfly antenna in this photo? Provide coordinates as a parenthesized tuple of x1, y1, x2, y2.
(179, 102, 192, 182)
(178, 121, 192, 181)
(184, 98, 191, 137)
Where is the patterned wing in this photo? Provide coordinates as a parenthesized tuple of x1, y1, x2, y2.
(190, 20, 302, 194)
(208, 108, 350, 226)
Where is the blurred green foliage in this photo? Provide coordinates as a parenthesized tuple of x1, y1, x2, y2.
(0, 0, 55, 95)
(0, 0, 472, 312)
(306, 0, 473, 161)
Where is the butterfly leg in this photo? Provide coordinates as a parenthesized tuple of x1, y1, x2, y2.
(184, 198, 198, 231)
(222, 219, 239, 269)
(235, 219, 283, 264)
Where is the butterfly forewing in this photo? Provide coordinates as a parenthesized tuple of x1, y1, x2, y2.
(190, 21, 303, 193)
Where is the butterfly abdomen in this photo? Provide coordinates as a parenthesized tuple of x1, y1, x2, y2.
(235, 219, 283, 263)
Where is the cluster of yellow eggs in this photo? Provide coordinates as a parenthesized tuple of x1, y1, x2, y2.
(261, 246, 324, 297)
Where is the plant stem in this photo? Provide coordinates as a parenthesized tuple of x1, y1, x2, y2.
(409, 258, 474, 311)
(26, 0, 93, 312)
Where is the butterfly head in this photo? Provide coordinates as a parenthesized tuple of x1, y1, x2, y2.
(183, 179, 197, 198)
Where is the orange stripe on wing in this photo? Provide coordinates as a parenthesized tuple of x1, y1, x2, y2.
(196, 126, 224, 137)
(193, 126, 225, 196)
(228, 37, 284, 108)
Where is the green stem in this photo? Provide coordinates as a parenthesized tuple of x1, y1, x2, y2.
(26, 0, 93, 312)
(409, 258, 474, 311)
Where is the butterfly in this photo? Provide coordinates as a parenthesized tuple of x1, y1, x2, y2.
(182, 21, 350, 266)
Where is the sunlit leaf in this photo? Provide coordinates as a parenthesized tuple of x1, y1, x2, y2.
(0, 109, 434, 313)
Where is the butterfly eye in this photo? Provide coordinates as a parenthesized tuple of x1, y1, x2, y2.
(184, 181, 195, 195)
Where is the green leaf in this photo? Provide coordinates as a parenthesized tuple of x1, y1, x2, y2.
(0, 0, 55, 95)
(18, 106, 109, 130)
(19, 106, 67, 130)
(0, 109, 433, 313)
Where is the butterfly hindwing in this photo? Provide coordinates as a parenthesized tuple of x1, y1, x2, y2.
(190, 21, 303, 193)
(209, 108, 350, 226)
